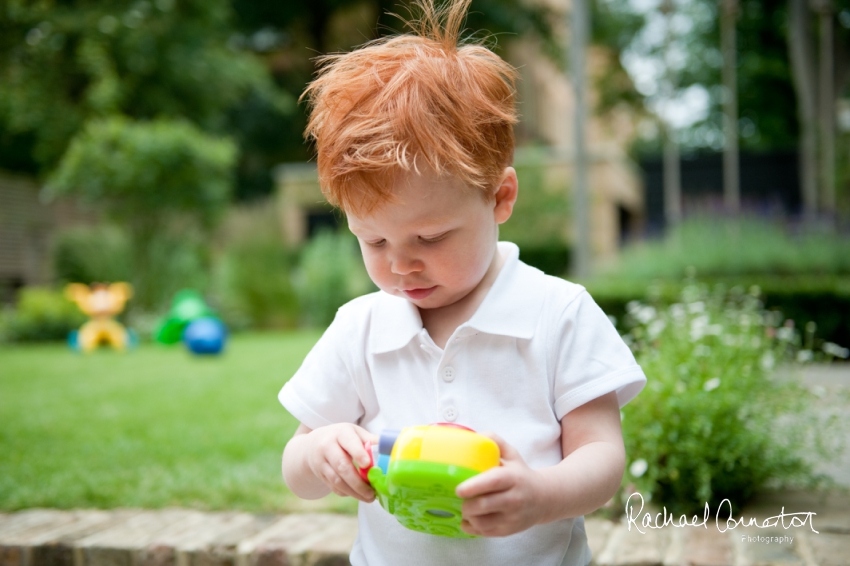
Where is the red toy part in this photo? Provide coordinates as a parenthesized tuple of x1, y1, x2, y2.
(357, 440, 374, 482)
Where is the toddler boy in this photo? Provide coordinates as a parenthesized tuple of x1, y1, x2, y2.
(279, 1, 646, 564)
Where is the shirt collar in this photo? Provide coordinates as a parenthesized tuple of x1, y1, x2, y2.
(368, 242, 545, 354)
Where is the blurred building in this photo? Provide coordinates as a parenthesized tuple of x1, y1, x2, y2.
(0, 172, 94, 300)
(641, 152, 802, 234)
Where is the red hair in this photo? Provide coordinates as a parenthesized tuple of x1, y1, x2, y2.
(301, 0, 519, 215)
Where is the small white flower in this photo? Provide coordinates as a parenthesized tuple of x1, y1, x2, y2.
(694, 344, 711, 357)
(796, 350, 814, 363)
(647, 319, 667, 339)
(670, 303, 686, 321)
(703, 377, 721, 392)
(630, 459, 648, 478)
(626, 301, 641, 314)
(823, 342, 850, 359)
(690, 315, 710, 341)
(760, 351, 776, 371)
(635, 306, 657, 324)
(688, 301, 705, 313)
(777, 327, 794, 342)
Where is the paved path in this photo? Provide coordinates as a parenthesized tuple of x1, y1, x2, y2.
(2, 364, 848, 566)
(2, 492, 849, 566)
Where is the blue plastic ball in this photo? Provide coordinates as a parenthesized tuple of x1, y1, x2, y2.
(183, 317, 227, 355)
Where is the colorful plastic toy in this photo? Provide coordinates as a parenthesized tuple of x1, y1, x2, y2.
(153, 289, 216, 345)
(153, 289, 227, 355)
(183, 317, 227, 355)
(65, 282, 134, 353)
(356, 423, 500, 538)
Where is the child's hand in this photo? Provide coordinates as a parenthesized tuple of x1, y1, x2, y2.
(305, 423, 379, 503)
(455, 433, 545, 537)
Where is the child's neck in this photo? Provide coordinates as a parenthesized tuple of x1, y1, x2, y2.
(418, 246, 506, 349)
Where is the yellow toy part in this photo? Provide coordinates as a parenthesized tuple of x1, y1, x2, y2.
(65, 282, 133, 318)
(392, 425, 500, 472)
(76, 319, 131, 352)
(65, 282, 134, 353)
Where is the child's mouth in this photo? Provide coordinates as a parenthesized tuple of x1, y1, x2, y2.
(403, 286, 437, 300)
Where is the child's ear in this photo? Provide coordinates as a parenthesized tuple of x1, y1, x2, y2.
(493, 167, 518, 225)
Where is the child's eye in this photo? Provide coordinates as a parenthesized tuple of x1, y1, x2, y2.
(366, 239, 386, 247)
(420, 232, 449, 244)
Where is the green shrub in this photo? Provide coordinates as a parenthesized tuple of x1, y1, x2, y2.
(214, 205, 299, 329)
(519, 244, 571, 276)
(47, 117, 236, 310)
(605, 216, 850, 281)
(294, 229, 374, 327)
(502, 148, 571, 275)
(53, 224, 132, 284)
(1, 287, 86, 342)
(586, 275, 850, 349)
(619, 282, 846, 515)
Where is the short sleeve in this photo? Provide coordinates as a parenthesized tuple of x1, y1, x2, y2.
(551, 290, 646, 420)
(278, 309, 365, 430)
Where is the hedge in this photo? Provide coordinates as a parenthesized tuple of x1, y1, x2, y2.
(584, 275, 850, 349)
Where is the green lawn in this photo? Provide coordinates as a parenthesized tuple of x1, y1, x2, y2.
(0, 331, 356, 514)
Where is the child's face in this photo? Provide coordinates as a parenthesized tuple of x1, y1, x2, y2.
(347, 168, 517, 311)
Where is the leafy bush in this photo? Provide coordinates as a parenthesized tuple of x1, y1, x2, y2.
(1, 287, 85, 342)
(47, 117, 236, 310)
(293, 229, 374, 327)
(619, 282, 846, 515)
(213, 205, 299, 329)
(604, 216, 850, 281)
(587, 275, 850, 350)
(502, 148, 571, 275)
(53, 224, 132, 284)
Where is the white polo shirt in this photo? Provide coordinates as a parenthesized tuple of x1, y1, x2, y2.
(279, 241, 645, 566)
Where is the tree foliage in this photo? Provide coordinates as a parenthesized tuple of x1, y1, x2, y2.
(592, 0, 850, 155)
(0, 0, 287, 174)
(47, 117, 237, 308)
(1, 0, 554, 200)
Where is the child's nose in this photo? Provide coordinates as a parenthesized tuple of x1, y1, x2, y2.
(390, 254, 423, 275)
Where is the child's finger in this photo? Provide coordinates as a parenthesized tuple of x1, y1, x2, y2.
(327, 443, 376, 500)
(456, 467, 512, 499)
(353, 425, 380, 446)
(339, 428, 373, 469)
(461, 489, 514, 518)
(321, 453, 375, 502)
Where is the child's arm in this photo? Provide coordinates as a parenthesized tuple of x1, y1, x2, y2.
(282, 423, 379, 502)
(456, 391, 625, 537)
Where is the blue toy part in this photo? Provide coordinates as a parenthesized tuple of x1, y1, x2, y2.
(127, 329, 139, 350)
(182, 317, 227, 355)
(67, 330, 80, 351)
(377, 453, 390, 474)
(379, 429, 400, 455)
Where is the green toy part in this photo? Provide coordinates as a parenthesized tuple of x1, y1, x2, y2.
(153, 289, 217, 345)
(358, 424, 501, 539)
(368, 460, 481, 538)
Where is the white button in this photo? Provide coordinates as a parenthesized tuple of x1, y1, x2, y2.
(441, 366, 455, 382)
(442, 406, 458, 421)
